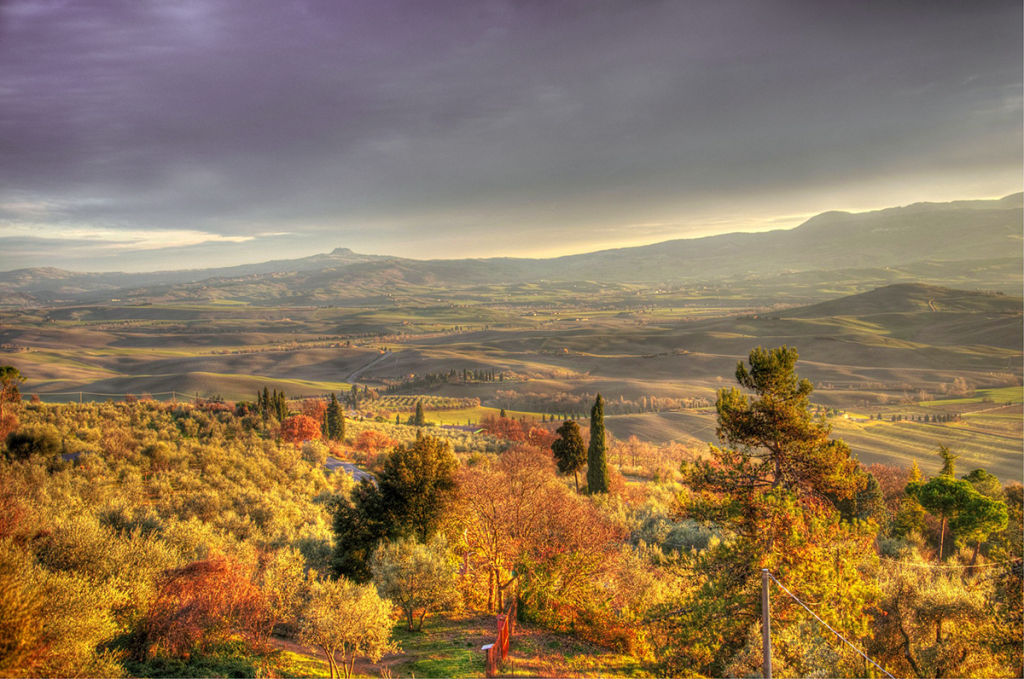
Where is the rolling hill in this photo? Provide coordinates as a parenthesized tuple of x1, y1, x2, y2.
(1, 193, 1020, 306)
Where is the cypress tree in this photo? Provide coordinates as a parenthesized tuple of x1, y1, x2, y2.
(586, 394, 609, 494)
(326, 393, 345, 441)
(275, 391, 288, 421)
(414, 400, 426, 427)
(499, 408, 506, 419)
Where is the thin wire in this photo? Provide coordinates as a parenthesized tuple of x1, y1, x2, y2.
(878, 557, 1018, 570)
(767, 571, 896, 679)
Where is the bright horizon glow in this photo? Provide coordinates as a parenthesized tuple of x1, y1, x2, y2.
(4, 186, 1017, 273)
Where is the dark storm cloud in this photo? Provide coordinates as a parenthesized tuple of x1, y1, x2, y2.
(0, 0, 1020, 270)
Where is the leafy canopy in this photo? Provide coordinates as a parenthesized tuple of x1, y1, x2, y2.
(552, 419, 586, 492)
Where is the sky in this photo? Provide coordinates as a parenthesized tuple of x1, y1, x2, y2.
(0, 0, 1021, 272)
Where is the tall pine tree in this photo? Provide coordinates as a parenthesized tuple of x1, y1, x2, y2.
(586, 394, 609, 494)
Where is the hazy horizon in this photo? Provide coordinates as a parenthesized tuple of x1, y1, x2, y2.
(0, 191, 1018, 274)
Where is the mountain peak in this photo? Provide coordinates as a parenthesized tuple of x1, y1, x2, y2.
(330, 247, 355, 256)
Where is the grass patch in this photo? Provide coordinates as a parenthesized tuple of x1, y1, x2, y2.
(273, 650, 332, 678)
(387, 615, 491, 678)
(922, 386, 1024, 407)
(508, 623, 651, 678)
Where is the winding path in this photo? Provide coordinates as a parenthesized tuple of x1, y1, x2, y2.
(323, 457, 375, 483)
(346, 350, 392, 382)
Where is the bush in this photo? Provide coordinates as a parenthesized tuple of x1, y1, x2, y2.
(5, 425, 62, 460)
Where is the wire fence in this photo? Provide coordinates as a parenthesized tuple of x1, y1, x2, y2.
(24, 391, 347, 404)
(766, 570, 895, 679)
(28, 391, 191, 402)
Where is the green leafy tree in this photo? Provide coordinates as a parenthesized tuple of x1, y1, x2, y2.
(250, 547, 306, 647)
(334, 435, 458, 581)
(297, 577, 398, 679)
(552, 419, 587, 492)
(0, 542, 46, 675)
(869, 558, 1013, 678)
(332, 484, 393, 583)
(908, 468, 1008, 561)
(586, 394, 609, 494)
(834, 471, 887, 524)
(379, 435, 458, 541)
(326, 394, 345, 441)
(963, 468, 1002, 500)
(371, 536, 458, 631)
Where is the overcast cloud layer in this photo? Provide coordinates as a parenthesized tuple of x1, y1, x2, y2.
(0, 0, 1021, 272)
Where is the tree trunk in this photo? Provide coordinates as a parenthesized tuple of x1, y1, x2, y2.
(970, 540, 981, 566)
(322, 645, 336, 679)
(417, 609, 428, 631)
(573, 470, 579, 493)
(938, 517, 946, 561)
(406, 606, 415, 631)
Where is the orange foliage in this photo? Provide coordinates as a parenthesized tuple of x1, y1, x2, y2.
(480, 414, 525, 440)
(525, 426, 556, 450)
(481, 415, 556, 450)
(0, 412, 18, 441)
(301, 398, 328, 421)
(355, 430, 396, 456)
(458, 445, 622, 613)
(280, 414, 322, 444)
(143, 555, 262, 659)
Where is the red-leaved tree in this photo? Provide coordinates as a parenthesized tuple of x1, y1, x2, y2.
(281, 414, 323, 444)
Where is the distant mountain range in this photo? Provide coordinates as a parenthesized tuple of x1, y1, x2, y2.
(1, 193, 1020, 306)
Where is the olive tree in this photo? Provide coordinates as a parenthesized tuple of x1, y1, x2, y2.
(371, 535, 458, 631)
(297, 577, 397, 679)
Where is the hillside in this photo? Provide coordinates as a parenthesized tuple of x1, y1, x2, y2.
(782, 283, 1023, 318)
(1, 194, 1020, 306)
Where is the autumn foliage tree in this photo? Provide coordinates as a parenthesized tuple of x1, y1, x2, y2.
(139, 555, 262, 660)
(458, 445, 622, 614)
(354, 430, 397, 460)
(301, 398, 328, 423)
(280, 414, 323, 444)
